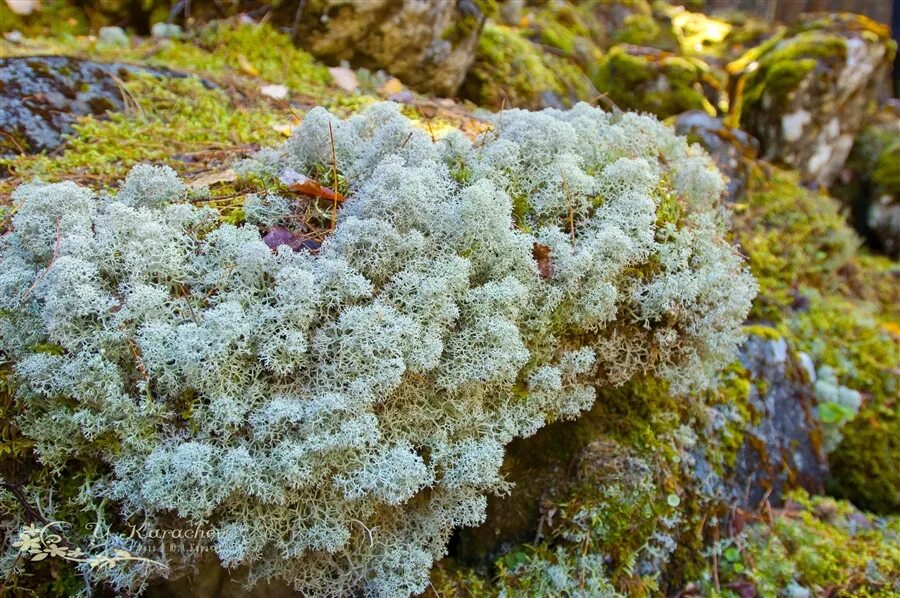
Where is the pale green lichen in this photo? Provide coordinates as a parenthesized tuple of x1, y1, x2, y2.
(1, 103, 754, 595)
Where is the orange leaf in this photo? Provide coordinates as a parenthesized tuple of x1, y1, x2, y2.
(288, 179, 345, 202)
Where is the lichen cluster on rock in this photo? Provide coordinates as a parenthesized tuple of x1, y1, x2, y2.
(0, 102, 754, 595)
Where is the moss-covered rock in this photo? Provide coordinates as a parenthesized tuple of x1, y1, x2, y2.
(289, 0, 488, 96)
(460, 21, 596, 109)
(729, 13, 896, 187)
(0, 56, 206, 157)
(591, 44, 724, 118)
(728, 162, 900, 515)
(673, 111, 758, 202)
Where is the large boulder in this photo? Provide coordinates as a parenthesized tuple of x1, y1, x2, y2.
(460, 21, 595, 110)
(729, 13, 896, 187)
(291, 0, 488, 96)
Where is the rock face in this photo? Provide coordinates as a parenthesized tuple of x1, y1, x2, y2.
(729, 334, 828, 508)
(292, 0, 487, 96)
(675, 110, 759, 202)
(831, 102, 900, 257)
(730, 13, 896, 187)
(0, 56, 190, 156)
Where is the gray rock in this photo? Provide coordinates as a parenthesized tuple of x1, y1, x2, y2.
(0, 56, 203, 156)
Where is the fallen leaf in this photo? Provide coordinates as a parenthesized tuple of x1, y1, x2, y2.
(189, 169, 237, 190)
(271, 123, 295, 137)
(328, 66, 359, 92)
(281, 168, 344, 202)
(260, 84, 289, 100)
(533, 243, 553, 279)
(236, 53, 259, 77)
(289, 179, 344, 202)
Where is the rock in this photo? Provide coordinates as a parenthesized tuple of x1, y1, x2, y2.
(728, 332, 828, 508)
(291, 0, 488, 97)
(0, 56, 199, 156)
(831, 103, 900, 257)
(151, 21, 183, 39)
(259, 83, 289, 100)
(674, 110, 759, 202)
(592, 44, 725, 118)
(730, 13, 896, 187)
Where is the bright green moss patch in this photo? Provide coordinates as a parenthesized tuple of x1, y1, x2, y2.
(1, 74, 285, 191)
(590, 45, 720, 118)
(144, 22, 331, 92)
(732, 165, 858, 322)
(707, 490, 900, 596)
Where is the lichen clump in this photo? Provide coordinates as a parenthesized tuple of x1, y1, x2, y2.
(0, 102, 754, 595)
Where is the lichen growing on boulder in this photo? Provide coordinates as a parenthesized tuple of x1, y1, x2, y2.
(0, 102, 755, 595)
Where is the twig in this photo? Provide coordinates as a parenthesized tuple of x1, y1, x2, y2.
(414, 101, 436, 143)
(291, 0, 307, 40)
(0, 130, 27, 155)
(107, 72, 146, 123)
(328, 122, 339, 232)
(0, 481, 49, 526)
(0, 203, 19, 234)
(20, 218, 60, 302)
(561, 170, 576, 248)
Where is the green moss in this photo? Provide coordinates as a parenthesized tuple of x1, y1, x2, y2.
(0, 0, 89, 37)
(786, 295, 900, 513)
(732, 165, 858, 322)
(615, 13, 663, 47)
(872, 140, 900, 195)
(145, 22, 330, 92)
(461, 22, 594, 110)
(590, 45, 719, 118)
(529, 1, 600, 58)
(706, 490, 900, 596)
(732, 30, 848, 119)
